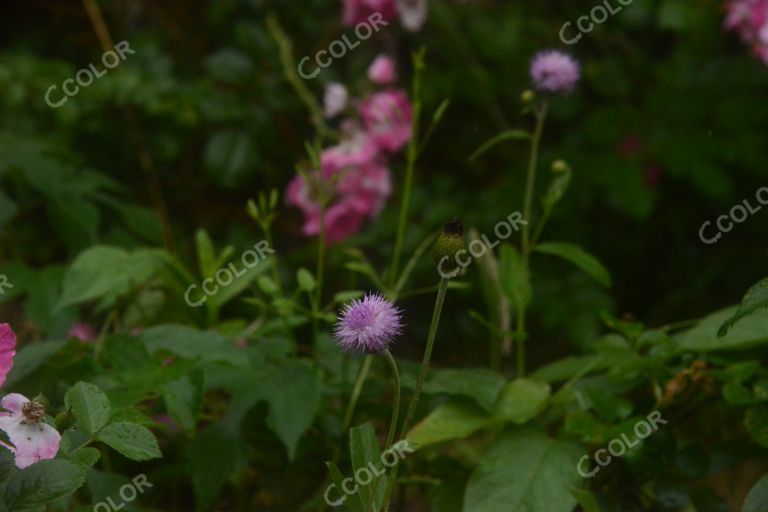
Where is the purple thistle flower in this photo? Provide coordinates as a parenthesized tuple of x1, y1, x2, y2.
(334, 294, 403, 353)
(529, 50, 580, 94)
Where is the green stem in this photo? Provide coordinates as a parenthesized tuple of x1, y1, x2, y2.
(516, 101, 548, 378)
(382, 350, 401, 450)
(341, 355, 373, 431)
(380, 277, 450, 511)
(312, 203, 327, 344)
(390, 49, 426, 286)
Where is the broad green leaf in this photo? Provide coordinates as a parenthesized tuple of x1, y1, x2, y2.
(96, 422, 161, 461)
(162, 371, 204, 432)
(67, 447, 101, 469)
(746, 406, 768, 448)
(498, 245, 530, 311)
(64, 381, 111, 436)
(530, 355, 608, 383)
(0, 446, 15, 483)
(296, 268, 316, 292)
(469, 130, 530, 163)
(350, 423, 386, 510)
(189, 423, 247, 509)
(5, 459, 86, 509)
(407, 401, 496, 450)
(263, 361, 321, 459)
(534, 242, 611, 288)
(140, 324, 244, 365)
(494, 379, 550, 424)
(326, 461, 363, 512)
(463, 428, 584, 512)
(677, 307, 768, 352)
(719, 277, 768, 336)
(424, 368, 506, 411)
(743, 473, 768, 512)
(4, 340, 66, 387)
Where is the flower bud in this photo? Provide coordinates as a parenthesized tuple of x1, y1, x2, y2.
(551, 159, 569, 174)
(433, 218, 465, 276)
(521, 90, 536, 104)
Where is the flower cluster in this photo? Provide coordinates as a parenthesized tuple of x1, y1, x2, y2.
(0, 323, 61, 469)
(724, 0, 768, 64)
(287, 56, 412, 244)
(342, 0, 428, 32)
(529, 50, 581, 94)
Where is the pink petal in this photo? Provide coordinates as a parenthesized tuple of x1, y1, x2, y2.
(3, 420, 61, 469)
(0, 323, 17, 388)
(0, 394, 28, 416)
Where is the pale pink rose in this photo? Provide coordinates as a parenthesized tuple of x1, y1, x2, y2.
(368, 55, 398, 84)
(324, 83, 349, 118)
(334, 161, 392, 215)
(359, 90, 413, 153)
(0, 324, 16, 388)
(342, 0, 398, 26)
(0, 394, 61, 468)
(397, 0, 428, 31)
(321, 125, 380, 175)
(67, 322, 97, 342)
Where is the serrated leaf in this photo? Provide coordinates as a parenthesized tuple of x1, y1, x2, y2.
(162, 371, 204, 432)
(534, 242, 611, 288)
(407, 401, 496, 450)
(494, 379, 550, 424)
(424, 368, 506, 411)
(96, 422, 161, 461)
(718, 277, 768, 337)
(67, 447, 101, 469)
(64, 382, 111, 436)
(5, 459, 86, 509)
(350, 423, 386, 510)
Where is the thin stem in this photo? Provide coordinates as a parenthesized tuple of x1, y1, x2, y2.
(382, 350, 401, 450)
(390, 49, 426, 286)
(341, 355, 373, 431)
(391, 232, 437, 300)
(380, 277, 449, 511)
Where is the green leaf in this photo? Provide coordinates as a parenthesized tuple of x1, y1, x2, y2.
(469, 130, 530, 163)
(195, 229, 217, 278)
(263, 361, 321, 459)
(424, 368, 506, 411)
(96, 422, 161, 461)
(189, 423, 247, 509)
(571, 488, 601, 512)
(0, 446, 16, 483)
(67, 447, 101, 469)
(204, 130, 259, 189)
(326, 461, 364, 512)
(140, 324, 244, 365)
(333, 290, 364, 303)
(677, 307, 768, 352)
(718, 278, 768, 337)
(64, 381, 111, 436)
(498, 245, 530, 311)
(350, 423, 386, 510)
(5, 459, 86, 509)
(743, 473, 768, 512)
(407, 401, 496, 450)
(494, 379, 550, 424)
(541, 167, 572, 213)
(296, 268, 316, 292)
(463, 428, 585, 512)
(746, 406, 768, 448)
(162, 371, 204, 432)
(534, 242, 611, 288)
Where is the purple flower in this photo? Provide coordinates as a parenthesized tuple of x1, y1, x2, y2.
(529, 50, 580, 94)
(334, 294, 403, 353)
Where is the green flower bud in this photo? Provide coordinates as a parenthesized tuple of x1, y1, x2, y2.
(433, 218, 465, 276)
(521, 90, 536, 104)
(551, 159, 569, 174)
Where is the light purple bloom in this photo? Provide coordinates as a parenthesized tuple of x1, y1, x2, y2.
(334, 294, 403, 353)
(529, 50, 580, 94)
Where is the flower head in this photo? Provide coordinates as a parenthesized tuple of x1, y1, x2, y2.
(0, 324, 16, 388)
(724, 0, 768, 65)
(324, 82, 349, 118)
(359, 90, 413, 153)
(368, 55, 398, 85)
(334, 294, 403, 353)
(0, 393, 61, 468)
(529, 50, 581, 94)
(67, 322, 97, 342)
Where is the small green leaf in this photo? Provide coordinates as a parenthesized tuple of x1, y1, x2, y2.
(571, 488, 602, 512)
(195, 229, 217, 278)
(296, 268, 316, 292)
(350, 423, 386, 510)
(498, 245, 530, 311)
(64, 381, 111, 436)
(162, 371, 204, 432)
(718, 277, 768, 337)
(333, 290, 364, 303)
(97, 422, 162, 461)
(407, 401, 496, 450)
(534, 242, 612, 288)
(257, 275, 279, 295)
(541, 166, 572, 213)
(494, 379, 551, 424)
(326, 461, 364, 512)
(469, 130, 530, 163)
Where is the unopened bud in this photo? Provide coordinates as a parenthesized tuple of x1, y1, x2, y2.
(433, 218, 465, 276)
(521, 90, 535, 104)
(551, 159, 569, 174)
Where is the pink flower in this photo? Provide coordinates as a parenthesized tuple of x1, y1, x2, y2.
(321, 123, 380, 174)
(334, 294, 403, 353)
(368, 55, 398, 84)
(342, 0, 398, 26)
(530, 50, 581, 94)
(397, 0, 428, 31)
(0, 394, 61, 468)
(0, 324, 16, 388)
(324, 83, 349, 118)
(67, 322, 97, 342)
(724, 0, 768, 64)
(359, 90, 413, 153)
